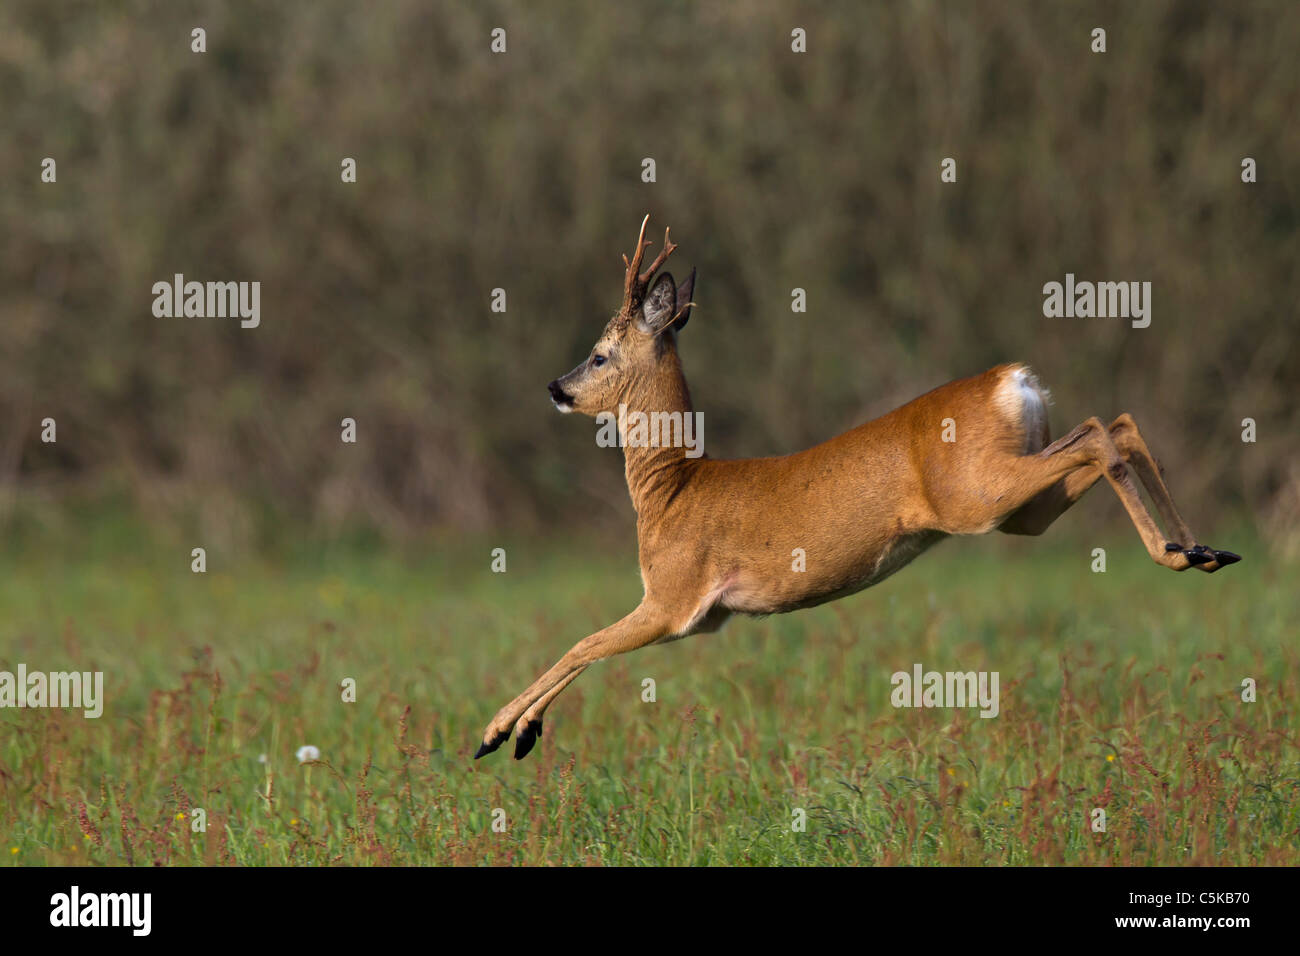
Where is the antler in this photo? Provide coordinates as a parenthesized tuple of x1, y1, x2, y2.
(620, 214, 677, 316)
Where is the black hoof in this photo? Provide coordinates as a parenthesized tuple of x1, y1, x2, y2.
(514, 720, 542, 760)
(474, 729, 510, 759)
(1213, 550, 1242, 566)
(1165, 542, 1182, 552)
(1183, 549, 1213, 566)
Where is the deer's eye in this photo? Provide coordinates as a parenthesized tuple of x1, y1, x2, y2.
(592, 354, 607, 368)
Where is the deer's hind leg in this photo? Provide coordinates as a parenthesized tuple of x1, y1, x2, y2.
(1107, 413, 1197, 548)
(997, 416, 1240, 572)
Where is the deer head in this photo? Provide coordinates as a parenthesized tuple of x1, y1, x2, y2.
(548, 215, 696, 416)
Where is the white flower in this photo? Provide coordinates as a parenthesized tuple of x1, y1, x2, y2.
(296, 745, 321, 764)
(257, 753, 268, 764)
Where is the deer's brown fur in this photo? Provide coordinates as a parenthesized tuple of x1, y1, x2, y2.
(475, 215, 1240, 760)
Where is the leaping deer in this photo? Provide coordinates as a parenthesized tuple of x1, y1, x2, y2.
(475, 215, 1240, 761)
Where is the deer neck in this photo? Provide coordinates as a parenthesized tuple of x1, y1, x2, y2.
(617, 346, 698, 515)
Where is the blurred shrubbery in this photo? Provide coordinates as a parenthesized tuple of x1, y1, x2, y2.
(1, 0, 1295, 545)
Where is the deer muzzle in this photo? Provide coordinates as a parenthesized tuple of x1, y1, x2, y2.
(548, 379, 574, 411)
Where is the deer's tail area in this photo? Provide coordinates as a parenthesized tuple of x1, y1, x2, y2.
(993, 363, 1052, 455)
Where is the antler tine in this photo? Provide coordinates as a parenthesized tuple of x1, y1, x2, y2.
(620, 216, 679, 316)
(622, 215, 653, 307)
(638, 227, 676, 286)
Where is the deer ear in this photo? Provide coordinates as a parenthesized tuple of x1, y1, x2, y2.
(672, 267, 695, 331)
(638, 272, 677, 334)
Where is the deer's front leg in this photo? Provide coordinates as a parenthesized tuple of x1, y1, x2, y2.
(474, 602, 673, 760)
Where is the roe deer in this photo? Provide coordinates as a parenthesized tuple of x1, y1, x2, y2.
(475, 215, 1240, 760)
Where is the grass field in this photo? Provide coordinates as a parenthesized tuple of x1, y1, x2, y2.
(0, 513, 1295, 866)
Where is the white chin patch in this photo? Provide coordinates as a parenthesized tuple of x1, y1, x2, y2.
(554, 401, 573, 414)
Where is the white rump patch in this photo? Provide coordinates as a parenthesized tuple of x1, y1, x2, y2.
(997, 365, 1051, 454)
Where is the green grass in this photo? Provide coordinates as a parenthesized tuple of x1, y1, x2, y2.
(0, 515, 1295, 865)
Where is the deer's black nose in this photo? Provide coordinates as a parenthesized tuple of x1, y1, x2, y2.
(548, 380, 573, 405)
